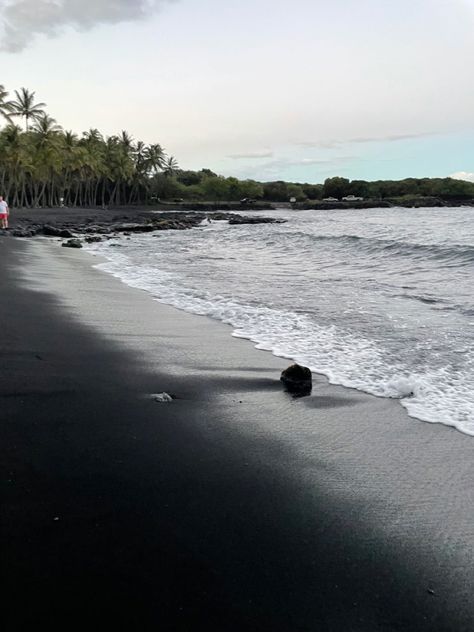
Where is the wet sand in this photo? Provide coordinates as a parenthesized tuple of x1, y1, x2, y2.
(1, 237, 474, 631)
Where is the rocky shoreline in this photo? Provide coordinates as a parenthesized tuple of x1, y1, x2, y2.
(293, 197, 474, 210)
(2, 209, 285, 247)
(3, 197, 469, 246)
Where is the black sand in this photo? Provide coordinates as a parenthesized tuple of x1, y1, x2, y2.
(1, 237, 474, 631)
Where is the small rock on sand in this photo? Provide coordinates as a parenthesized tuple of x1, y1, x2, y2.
(280, 364, 312, 394)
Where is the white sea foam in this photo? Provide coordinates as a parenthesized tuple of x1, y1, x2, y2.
(85, 225, 474, 436)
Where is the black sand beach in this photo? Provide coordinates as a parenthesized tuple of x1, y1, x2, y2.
(2, 236, 474, 631)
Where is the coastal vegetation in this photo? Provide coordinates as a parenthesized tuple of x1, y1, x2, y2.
(1, 82, 474, 208)
(167, 173, 474, 204)
(0, 83, 172, 208)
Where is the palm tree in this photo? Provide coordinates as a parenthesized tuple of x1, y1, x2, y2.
(59, 130, 80, 206)
(119, 130, 134, 154)
(11, 87, 46, 131)
(30, 114, 62, 206)
(104, 135, 135, 206)
(128, 140, 148, 204)
(0, 124, 28, 205)
(163, 155, 179, 177)
(0, 84, 14, 124)
(63, 130, 78, 147)
(145, 143, 166, 174)
(31, 114, 62, 144)
(0, 83, 181, 208)
(82, 128, 104, 145)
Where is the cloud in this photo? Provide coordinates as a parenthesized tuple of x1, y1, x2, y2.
(284, 156, 354, 168)
(0, 0, 174, 52)
(228, 155, 354, 180)
(297, 157, 352, 166)
(227, 150, 274, 159)
(450, 171, 474, 182)
(298, 131, 435, 149)
(229, 154, 352, 169)
(350, 132, 434, 144)
(297, 140, 341, 150)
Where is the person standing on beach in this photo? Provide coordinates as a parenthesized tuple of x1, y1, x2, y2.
(0, 196, 9, 229)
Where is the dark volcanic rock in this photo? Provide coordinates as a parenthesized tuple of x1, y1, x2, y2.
(208, 212, 232, 221)
(85, 235, 103, 243)
(228, 215, 286, 225)
(112, 223, 155, 233)
(151, 220, 178, 230)
(83, 225, 112, 234)
(150, 215, 205, 230)
(62, 239, 83, 249)
(280, 364, 312, 394)
(11, 228, 36, 238)
(43, 225, 75, 238)
(9, 209, 284, 242)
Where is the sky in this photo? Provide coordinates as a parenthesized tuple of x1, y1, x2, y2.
(0, 0, 473, 183)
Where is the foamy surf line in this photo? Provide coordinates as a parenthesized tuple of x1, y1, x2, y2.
(86, 242, 474, 437)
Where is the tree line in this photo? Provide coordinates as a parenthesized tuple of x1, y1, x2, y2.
(0, 83, 177, 208)
(2, 83, 473, 208)
(312, 176, 474, 202)
(157, 172, 474, 203)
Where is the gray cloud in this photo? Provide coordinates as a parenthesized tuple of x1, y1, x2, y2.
(0, 0, 174, 52)
(297, 140, 341, 150)
(227, 150, 274, 160)
(295, 157, 353, 166)
(264, 156, 353, 170)
(298, 131, 435, 149)
(228, 155, 354, 180)
(352, 132, 435, 144)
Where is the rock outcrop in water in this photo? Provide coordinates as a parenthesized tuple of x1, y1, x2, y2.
(11, 228, 37, 238)
(228, 216, 286, 225)
(4, 210, 286, 244)
(280, 364, 313, 394)
(62, 239, 83, 249)
(42, 225, 75, 238)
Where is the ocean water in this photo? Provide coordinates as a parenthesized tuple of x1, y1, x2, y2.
(86, 206, 474, 436)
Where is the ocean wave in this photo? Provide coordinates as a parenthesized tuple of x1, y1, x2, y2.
(390, 293, 474, 317)
(86, 239, 474, 437)
(281, 232, 474, 266)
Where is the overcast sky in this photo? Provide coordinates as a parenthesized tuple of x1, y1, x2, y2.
(1, 0, 473, 183)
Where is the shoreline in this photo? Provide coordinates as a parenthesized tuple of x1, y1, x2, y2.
(87, 230, 470, 438)
(4, 203, 472, 243)
(2, 237, 474, 629)
(5, 206, 283, 241)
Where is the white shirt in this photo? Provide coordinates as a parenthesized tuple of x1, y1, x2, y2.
(0, 201, 8, 214)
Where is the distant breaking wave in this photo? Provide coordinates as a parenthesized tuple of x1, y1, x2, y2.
(283, 232, 474, 265)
